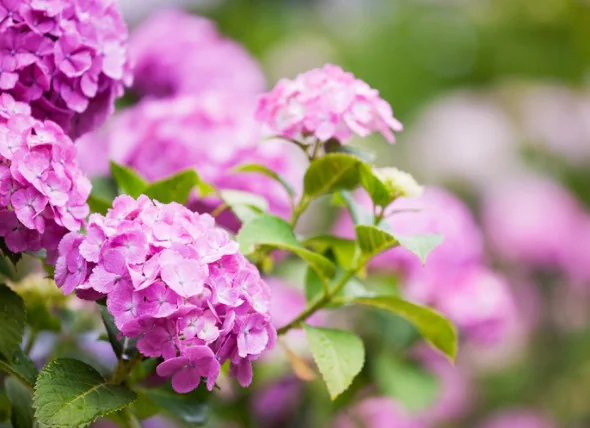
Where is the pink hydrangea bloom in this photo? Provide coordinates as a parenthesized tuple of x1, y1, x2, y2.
(54, 195, 276, 392)
(0, 94, 89, 262)
(76, 93, 305, 220)
(478, 409, 556, 428)
(333, 397, 425, 428)
(483, 175, 583, 271)
(256, 64, 403, 144)
(129, 9, 265, 99)
(0, 0, 132, 138)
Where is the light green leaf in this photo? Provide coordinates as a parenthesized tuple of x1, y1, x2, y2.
(395, 234, 444, 265)
(373, 354, 439, 413)
(219, 189, 269, 223)
(87, 194, 111, 215)
(144, 169, 200, 204)
(303, 235, 358, 270)
(237, 214, 335, 281)
(143, 386, 208, 425)
(359, 164, 393, 207)
(350, 296, 458, 360)
(355, 225, 399, 260)
(33, 359, 137, 428)
(0, 351, 38, 388)
(303, 153, 365, 198)
(0, 284, 26, 361)
(110, 162, 148, 198)
(234, 163, 296, 198)
(304, 325, 365, 400)
(90, 176, 118, 201)
(5, 376, 33, 428)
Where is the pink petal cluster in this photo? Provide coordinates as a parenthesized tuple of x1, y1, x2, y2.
(76, 93, 304, 220)
(478, 409, 556, 428)
(55, 195, 276, 392)
(129, 9, 265, 99)
(0, 94, 90, 262)
(256, 64, 403, 144)
(0, 0, 132, 139)
(335, 188, 517, 345)
(333, 397, 425, 428)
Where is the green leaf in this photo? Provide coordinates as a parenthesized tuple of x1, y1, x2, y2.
(143, 385, 208, 425)
(395, 234, 444, 265)
(234, 163, 296, 198)
(237, 214, 335, 281)
(372, 354, 439, 413)
(0, 239, 21, 267)
(304, 325, 365, 400)
(350, 296, 458, 360)
(219, 189, 269, 223)
(144, 169, 200, 204)
(90, 176, 118, 201)
(303, 235, 358, 270)
(87, 194, 112, 215)
(0, 284, 26, 361)
(110, 162, 148, 198)
(303, 153, 366, 198)
(5, 377, 33, 428)
(355, 225, 399, 260)
(33, 359, 137, 428)
(0, 350, 38, 389)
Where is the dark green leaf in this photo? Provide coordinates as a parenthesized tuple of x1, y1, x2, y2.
(144, 169, 200, 204)
(88, 194, 112, 215)
(110, 162, 148, 198)
(143, 385, 208, 425)
(359, 164, 394, 207)
(0, 351, 38, 389)
(304, 325, 365, 400)
(5, 377, 33, 428)
(90, 176, 118, 201)
(0, 239, 21, 267)
(33, 359, 137, 428)
(350, 296, 458, 360)
(99, 306, 137, 360)
(0, 284, 26, 361)
(0, 256, 15, 282)
(305, 268, 373, 305)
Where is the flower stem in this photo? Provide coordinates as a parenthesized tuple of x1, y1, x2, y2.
(277, 267, 361, 335)
(110, 354, 142, 385)
(289, 195, 311, 228)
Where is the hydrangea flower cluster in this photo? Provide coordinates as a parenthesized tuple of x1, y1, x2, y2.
(55, 195, 276, 392)
(76, 93, 304, 220)
(256, 64, 403, 144)
(0, 94, 90, 263)
(129, 9, 265, 99)
(0, 0, 132, 138)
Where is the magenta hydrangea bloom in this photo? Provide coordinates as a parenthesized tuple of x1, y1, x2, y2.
(129, 9, 265, 99)
(76, 93, 305, 220)
(0, 94, 90, 262)
(256, 64, 403, 144)
(0, 0, 132, 138)
(54, 195, 276, 392)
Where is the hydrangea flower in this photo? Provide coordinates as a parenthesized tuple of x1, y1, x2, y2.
(256, 64, 403, 144)
(76, 93, 305, 221)
(0, 0, 132, 138)
(55, 195, 276, 392)
(333, 397, 425, 428)
(129, 9, 265, 99)
(0, 94, 90, 263)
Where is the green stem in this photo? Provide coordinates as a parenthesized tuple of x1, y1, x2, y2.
(289, 195, 311, 228)
(110, 354, 142, 385)
(23, 330, 38, 355)
(277, 267, 360, 335)
(0, 359, 34, 392)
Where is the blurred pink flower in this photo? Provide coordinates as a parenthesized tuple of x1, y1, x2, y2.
(483, 175, 583, 270)
(478, 409, 555, 428)
(333, 397, 425, 428)
(129, 9, 265, 99)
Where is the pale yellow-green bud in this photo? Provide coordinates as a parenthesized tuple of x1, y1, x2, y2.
(373, 167, 424, 199)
